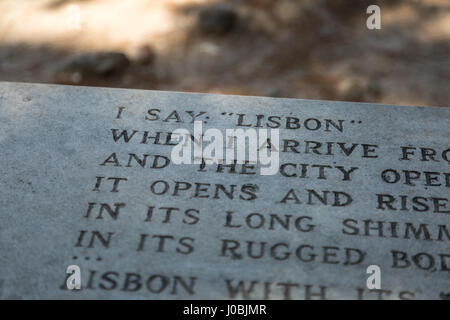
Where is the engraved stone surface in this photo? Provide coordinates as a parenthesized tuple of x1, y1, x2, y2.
(0, 82, 449, 299)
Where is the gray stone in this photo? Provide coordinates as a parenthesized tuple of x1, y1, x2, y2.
(0, 82, 449, 299)
(134, 45, 156, 66)
(54, 51, 130, 82)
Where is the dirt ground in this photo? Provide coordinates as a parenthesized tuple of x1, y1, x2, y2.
(0, 0, 449, 107)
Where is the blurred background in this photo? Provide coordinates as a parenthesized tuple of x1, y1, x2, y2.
(0, 0, 449, 107)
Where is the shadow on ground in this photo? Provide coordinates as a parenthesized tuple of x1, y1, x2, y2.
(0, 0, 448, 107)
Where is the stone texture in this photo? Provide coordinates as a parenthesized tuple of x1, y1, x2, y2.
(0, 82, 449, 300)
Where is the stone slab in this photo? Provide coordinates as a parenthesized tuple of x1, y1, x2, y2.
(0, 82, 449, 299)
